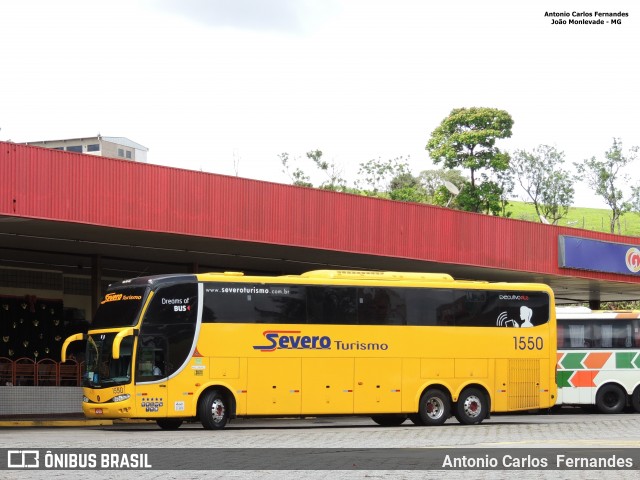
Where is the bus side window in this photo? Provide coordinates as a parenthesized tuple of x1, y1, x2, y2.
(307, 287, 356, 325)
(557, 324, 565, 348)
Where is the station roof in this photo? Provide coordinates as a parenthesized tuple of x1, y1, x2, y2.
(1, 141, 639, 304)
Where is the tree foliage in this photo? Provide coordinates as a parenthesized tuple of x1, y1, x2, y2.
(388, 171, 427, 203)
(279, 152, 312, 187)
(279, 150, 347, 191)
(575, 138, 638, 234)
(355, 156, 411, 194)
(426, 107, 514, 214)
(307, 149, 347, 191)
(510, 145, 575, 225)
(418, 169, 466, 207)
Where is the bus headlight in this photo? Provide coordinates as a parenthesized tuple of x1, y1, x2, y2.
(83, 396, 89, 403)
(112, 394, 131, 403)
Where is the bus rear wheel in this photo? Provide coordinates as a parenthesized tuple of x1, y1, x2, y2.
(156, 418, 184, 430)
(199, 390, 230, 429)
(455, 388, 487, 425)
(418, 388, 449, 426)
(371, 414, 407, 426)
(595, 384, 626, 414)
(632, 387, 640, 413)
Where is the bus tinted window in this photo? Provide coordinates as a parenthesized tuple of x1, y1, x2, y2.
(202, 283, 306, 324)
(92, 286, 147, 329)
(558, 319, 638, 349)
(138, 282, 198, 381)
(202, 283, 549, 327)
(357, 288, 406, 325)
(304, 287, 357, 324)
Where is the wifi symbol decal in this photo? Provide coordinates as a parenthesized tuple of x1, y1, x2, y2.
(497, 312, 509, 326)
(497, 312, 520, 327)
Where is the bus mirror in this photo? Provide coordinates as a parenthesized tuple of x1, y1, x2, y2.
(61, 333, 86, 362)
(112, 328, 137, 360)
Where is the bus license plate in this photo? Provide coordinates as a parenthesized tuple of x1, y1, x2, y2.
(95, 408, 103, 414)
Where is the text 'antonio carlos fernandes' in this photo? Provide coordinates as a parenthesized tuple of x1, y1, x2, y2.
(442, 453, 634, 470)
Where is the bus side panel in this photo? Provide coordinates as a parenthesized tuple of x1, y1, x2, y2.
(556, 349, 640, 406)
(247, 357, 301, 415)
(301, 358, 354, 414)
(165, 357, 210, 417)
(538, 358, 551, 408)
(354, 358, 402, 413)
(494, 359, 509, 411)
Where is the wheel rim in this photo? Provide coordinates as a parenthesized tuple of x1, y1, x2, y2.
(462, 395, 482, 419)
(211, 398, 226, 423)
(603, 391, 619, 408)
(425, 397, 445, 420)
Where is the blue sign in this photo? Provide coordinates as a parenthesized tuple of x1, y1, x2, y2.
(559, 235, 640, 276)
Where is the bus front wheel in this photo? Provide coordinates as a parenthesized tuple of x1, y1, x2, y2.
(595, 384, 626, 414)
(156, 418, 183, 430)
(199, 390, 230, 429)
(455, 388, 487, 425)
(418, 388, 450, 426)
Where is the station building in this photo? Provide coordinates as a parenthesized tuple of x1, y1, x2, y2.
(0, 140, 639, 396)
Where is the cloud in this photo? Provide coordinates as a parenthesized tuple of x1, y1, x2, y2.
(152, 0, 337, 33)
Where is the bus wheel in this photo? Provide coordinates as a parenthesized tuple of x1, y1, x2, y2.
(199, 390, 230, 429)
(156, 418, 183, 430)
(632, 387, 640, 413)
(408, 413, 425, 426)
(371, 414, 407, 426)
(418, 388, 449, 426)
(455, 388, 487, 425)
(595, 384, 626, 414)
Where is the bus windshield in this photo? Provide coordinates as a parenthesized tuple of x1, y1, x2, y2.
(92, 286, 148, 329)
(83, 332, 134, 388)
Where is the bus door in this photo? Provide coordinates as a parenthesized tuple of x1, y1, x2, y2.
(134, 334, 170, 417)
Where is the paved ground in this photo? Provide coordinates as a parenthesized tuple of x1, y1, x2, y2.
(1, 409, 639, 479)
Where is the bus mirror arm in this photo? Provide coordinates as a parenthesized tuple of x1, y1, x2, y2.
(112, 328, 137, 360)
(61, 333, 86, 362)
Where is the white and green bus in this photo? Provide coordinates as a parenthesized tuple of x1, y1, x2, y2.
(556, 307, 640, 413)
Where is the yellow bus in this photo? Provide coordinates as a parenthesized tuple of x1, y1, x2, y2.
(556, 306, 640, 413)
(62, 270, 557, 429)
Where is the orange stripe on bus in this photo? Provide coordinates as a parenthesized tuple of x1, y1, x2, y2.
(583, 352, 611, 369)
(557, 352, 564, 365)
(570, 370, 595, 388)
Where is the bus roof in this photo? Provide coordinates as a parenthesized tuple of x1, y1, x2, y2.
(556, 306, 640, 319)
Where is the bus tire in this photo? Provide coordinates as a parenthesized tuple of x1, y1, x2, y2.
(156, 418, 183, 430)
(595, 384, 626, 414)
(455, 387, 487, 425)
(408, 413, 425, 426)
(370, 414, 407, 426)
(418, 388, 449, 426)
(632, 387, 640, 413)
(199, 390, 230, 429)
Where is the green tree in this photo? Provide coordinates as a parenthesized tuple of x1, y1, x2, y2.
(355, 156, 411, 194)
(388, 171, 427, 203)
(279, 150, 348, 191)
(306, 149, 347, 191)
(511, 145, 575, 225)
(575, 138, 638, 234)
(418, 169, 466, 207)
(279, 152, 312, 187)
(495, 167, 514, 218)
(426, 107, 514, 213)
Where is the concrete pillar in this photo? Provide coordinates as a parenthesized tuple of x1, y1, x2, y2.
(91, 254, 102, 320)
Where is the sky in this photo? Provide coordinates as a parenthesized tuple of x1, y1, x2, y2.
(1, 0, 638, 209)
